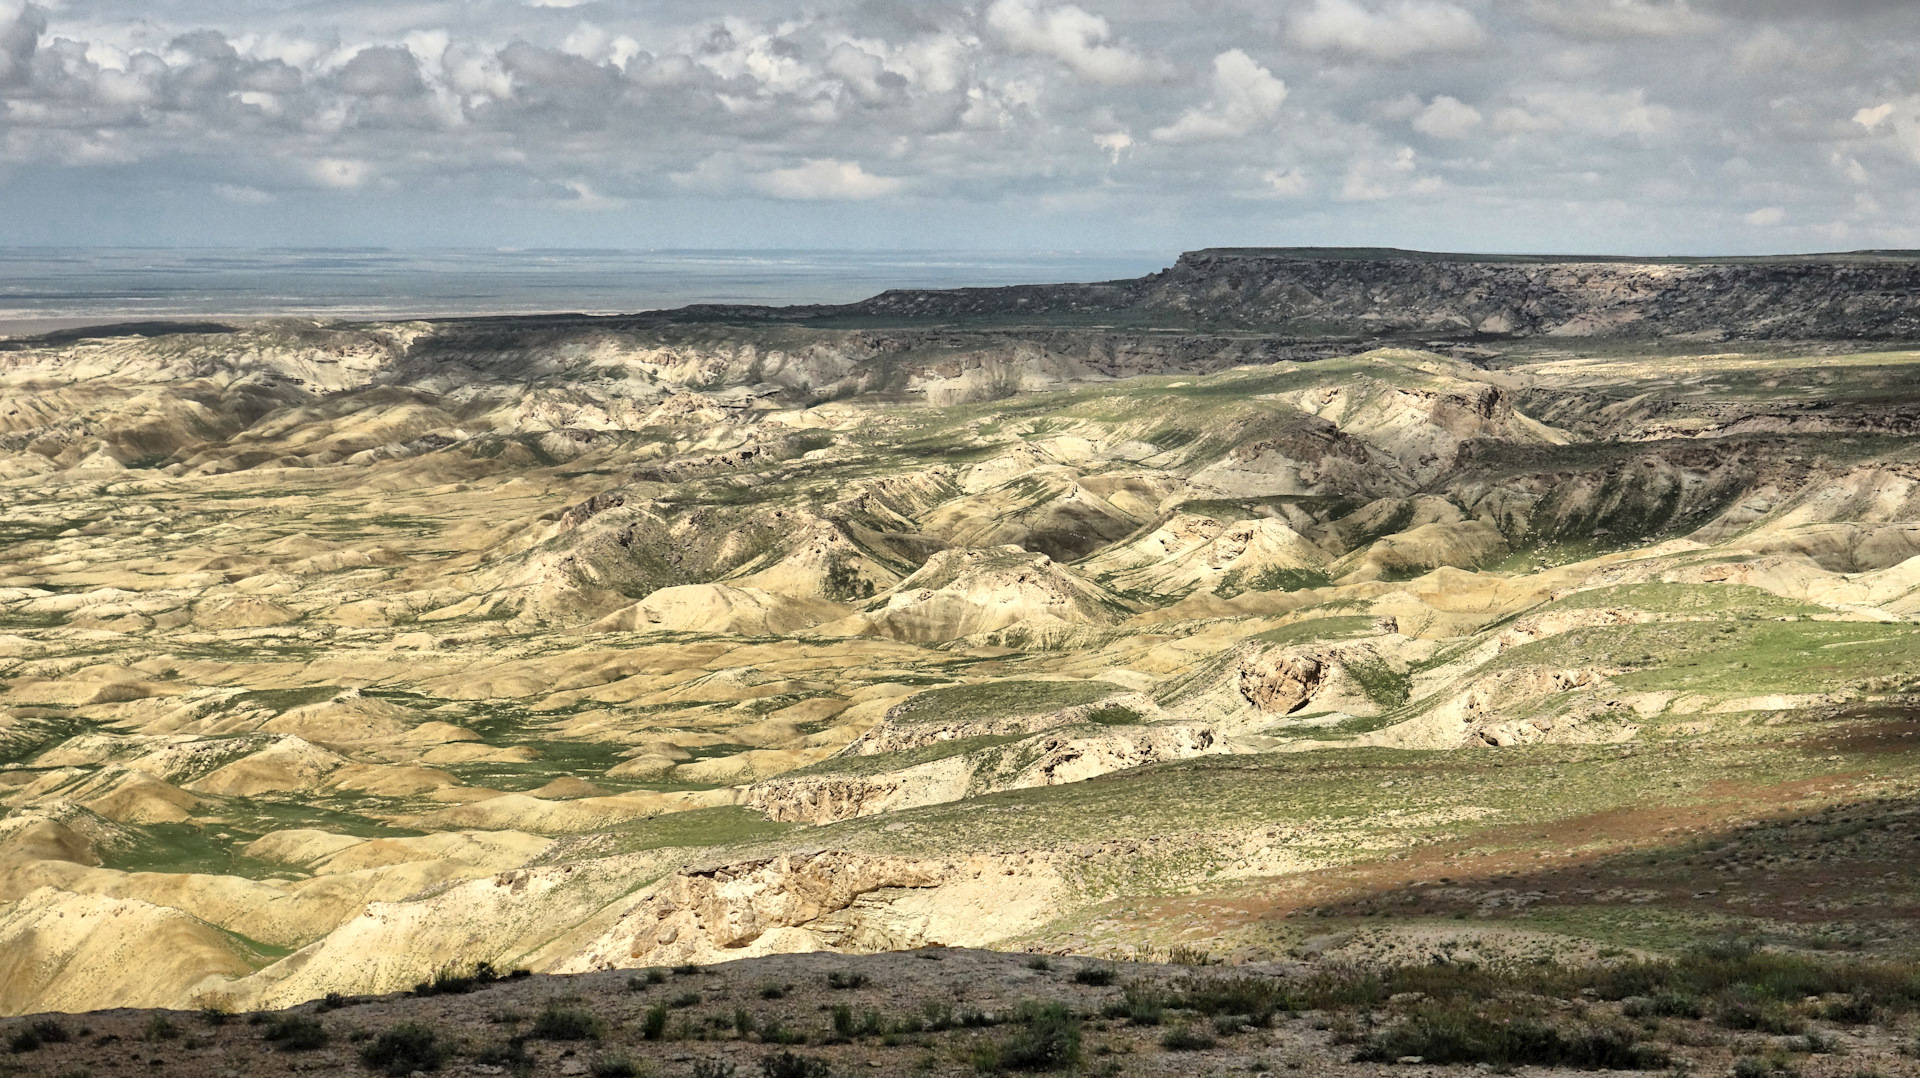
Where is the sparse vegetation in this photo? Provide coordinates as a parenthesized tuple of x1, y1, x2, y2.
(261, 1014, 328, 1051)
(359, 1023, 448, 1076)
(529, 1001, 604, 1042)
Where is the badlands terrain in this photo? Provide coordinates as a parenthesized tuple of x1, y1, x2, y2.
(6, 248, 1920, 1073)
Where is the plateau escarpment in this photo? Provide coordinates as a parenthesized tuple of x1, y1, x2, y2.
(2, 251, 1920, 1020)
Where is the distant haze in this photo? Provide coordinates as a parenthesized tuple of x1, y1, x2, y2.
(0, 1, 1916, 252)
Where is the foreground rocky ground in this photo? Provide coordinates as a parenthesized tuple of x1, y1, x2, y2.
(6, 251, 1920, 1035)
(7, 948, 1920, 1077)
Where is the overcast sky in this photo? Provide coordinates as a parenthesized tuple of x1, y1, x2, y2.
(2, 0, 1917, 252)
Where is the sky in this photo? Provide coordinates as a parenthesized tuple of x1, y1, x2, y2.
(1, 0, 1918, 253)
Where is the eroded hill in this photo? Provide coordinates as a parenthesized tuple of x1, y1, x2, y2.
(3, 256, 1920, 1022)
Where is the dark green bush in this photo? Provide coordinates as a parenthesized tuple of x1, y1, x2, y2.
(1177, 976, 1282, 1026)
(759, 982, 789, 1000)
(1160, 1025, 1218, 1051)
(262, 1014, 328, 1051)
(473, 1039, 534, 1077)
(415, 961, 501, 996)
(8, 1018, 69, 1053)
(826, 971, 870, 990)
(359, 1023, 448, 1076)
(530, 1002, 604, 1041)
(972, 1001, 1082, 1072)
(762, 1050, 832, 1078)
(671, 992, 703, 1009)
(1072, 967, 1116, 987)
(1025, 956, 1053, 972)
(1714, 999, 1803, 1035)
(1355, 1005, 1669, 1071)
(142, 1014, 180, 1041)
(1117, 983, 1164, 1026)
(642, 1003, 669, 1041)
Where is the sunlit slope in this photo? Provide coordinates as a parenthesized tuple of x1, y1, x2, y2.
(3, 318, 1920, 1012)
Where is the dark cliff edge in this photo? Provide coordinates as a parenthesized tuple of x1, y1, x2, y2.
(804, 247, 1920, 340)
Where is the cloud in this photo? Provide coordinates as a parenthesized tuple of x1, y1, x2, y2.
(214, 183, 274, 204)
(1524, 0, 1715, 38)
(1410, 95, 1481, 139)
(753, 158, 904, 200)
(336, 45, 426, 97)
(1291, 0, 1483, 60)
(1261, 168, 1309, 197)
(1855, 103, 1894, 129)
(561, 180, 623, 209)
(985, 0, 1163, 84)
(1744, 206, 1786, 226)
(1340, 146, 1435, 201)
(308, 158, 372, 188)
(1094, 130, 1132, 163)
(1503, 88, 1673, 139)
(0, 1, 45, 86)
(1150, 50, 1285, 142)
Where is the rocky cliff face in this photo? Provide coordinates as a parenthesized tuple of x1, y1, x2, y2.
(829, 248, 1920, 340)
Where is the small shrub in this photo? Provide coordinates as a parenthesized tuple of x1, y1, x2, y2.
(671, 992, 703, 1009)
(359, 1023, 448, 1076)
(262, 1014, 328, 1052)
(694, 1058, 739, 1078)
(530, 1002, 604, 1042)
(760, 982, 789, 1000)
(142, 1014, 180, 1041)
(1821, 995, 1882, 1025)
(1355, 1004, 1669, 1071)
(1715, 1000, 1803, 1035)
(1732, 1057, 1800, 1078)
(762, 1050, 832, 1078)
(198, 1005, 231, 1026)
(1177, 976, 1282, 1026)
(415, 960, 501, 997)
(826, 971, 870, 990)
(674, 963, 704, 976)
(736, 1008, 754, 1036)
(591, 1049, 649, 1078)
(9, 1018, 70, 1053)
(1026, 956, 1053, 972)
(1212, 1014, 1251, 1036)
(1073, 967, 1116, 987)
(643, 969, 669, 985)
(317, 992, 356, 1012)
(858, 1010, 885, 1037)
(1622, 992, 1703, 1020)
(1796, 1031, 1840, 1056)
(474, 1039, 534, 1067)
(832, 1005, 855, 1039)
(1168, 945, 1217, 967)
(1119, 983, 1165, 1026)
(1161, 1025, 1218, 1052)
(973, 1002, 1082, 1073)
(922, 1003, 956, 1032)
(757, 1015, 802, 1045)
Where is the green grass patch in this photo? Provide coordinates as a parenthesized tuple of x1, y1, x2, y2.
(888, 680, 1119, 726)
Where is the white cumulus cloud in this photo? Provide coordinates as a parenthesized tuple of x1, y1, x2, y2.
(754, 158, 904, 200)
(985, 0, 1164, 85)
(1525, 0, 1714, 39)
(1150, 49, 1286, 142)
(1292, 0, 1483, 61)
(1411, 95, 1481, 139)
(308, 158, 372, 188)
